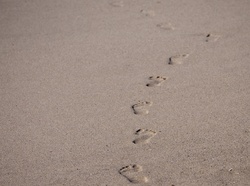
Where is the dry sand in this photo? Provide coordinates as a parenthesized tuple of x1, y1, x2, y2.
(0, 0, 250, 185)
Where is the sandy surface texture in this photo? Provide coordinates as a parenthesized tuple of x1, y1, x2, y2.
(1, 0, 250, 185)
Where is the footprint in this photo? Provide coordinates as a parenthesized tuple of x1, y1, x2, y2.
(119, 164, 148, 184)
(205, 33, 220, 42)
(132, 101, 153, 115)
(168, 54, 189, 65)
(146, 76, 168, 87)
(133, 129, 157, 144)
(140, 9, 155, 17)
(109, 1, 124, 7)
(157, 23, 175, 30)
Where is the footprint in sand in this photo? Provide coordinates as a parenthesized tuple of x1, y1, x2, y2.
(146, 76, 168, 87)
(205, 33, 220, 42)
(157, 23, 175, 30)
(109, 1, 124, 7)
(140, 9, 155, 17)
(133, 129, 157, 144)
(168, 54, 189, 65)
(119, 164, 148, 184)
(132, 101, 153, 115)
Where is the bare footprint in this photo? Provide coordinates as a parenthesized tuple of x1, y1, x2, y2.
(132, 101, 152, 115)
(205, 33, 220, 42)
(133, 129, 157, 144)
(157, 23, 175, 30)
(109, 1, 124, 7)
(168, 54, 189, 65)
(119, 164, 148, 184)
(140, 9, 155, 17)
(146, 76, 168, 87)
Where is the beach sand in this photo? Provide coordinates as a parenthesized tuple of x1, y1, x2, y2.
(0, 0, 250, 185)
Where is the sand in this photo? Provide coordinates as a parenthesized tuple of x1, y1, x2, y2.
(0, 0, 250, 185)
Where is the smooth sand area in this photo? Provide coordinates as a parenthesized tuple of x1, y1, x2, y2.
(1, 0, 250, 185)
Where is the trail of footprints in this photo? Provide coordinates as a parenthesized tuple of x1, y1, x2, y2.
(205, 33, 220, 42)
(169, 54, 189, 65)
(112, 1, 220, 184)
(132, 101, 152, 115)
(133, 129, 157, 144)
(119, 164, 148, 184)
(140, 9, 155, 17)
(146, 76, 168, 87)
(157, 22, 175, 30)
(109, 1, 124, 7)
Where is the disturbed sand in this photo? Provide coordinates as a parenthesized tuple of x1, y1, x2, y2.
(0, 0, 250, 185)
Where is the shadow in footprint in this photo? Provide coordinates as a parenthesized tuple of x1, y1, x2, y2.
(133, 129, 157, 144)
(146, 76, 168, 87)
(168, 54, 189, 65)
(119, 164, 148, 184)
(132, 101, 153, 115)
